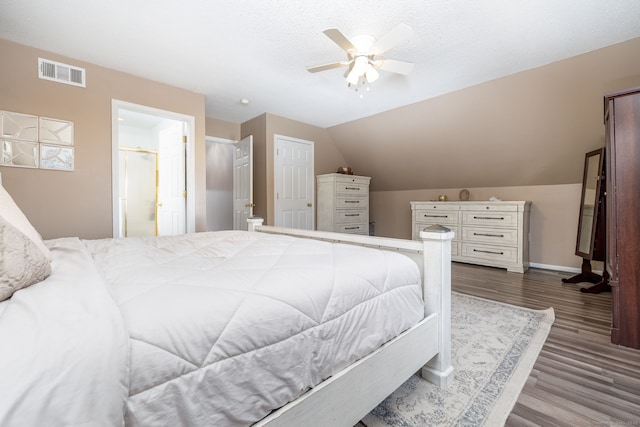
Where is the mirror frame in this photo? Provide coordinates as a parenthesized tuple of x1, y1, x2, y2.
(574, 147, 605, 259)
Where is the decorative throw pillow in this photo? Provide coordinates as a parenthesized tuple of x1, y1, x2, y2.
(0, 184, 51, 261)
(0, 214, 52, 302)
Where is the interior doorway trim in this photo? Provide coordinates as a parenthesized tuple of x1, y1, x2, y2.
(111, 99, 196, 237)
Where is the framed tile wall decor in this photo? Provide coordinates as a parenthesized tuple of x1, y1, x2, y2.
(1, 111, 38, 141)
(40, 144, 74, 171)
(39, 117, 74, 145)
(1, 140, 39, 168)
(0, 110, 74, 171)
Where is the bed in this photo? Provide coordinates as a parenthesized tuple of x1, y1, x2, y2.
(0, 178, 454, 427)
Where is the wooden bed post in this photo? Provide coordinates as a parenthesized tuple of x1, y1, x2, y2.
(419, 224, 455, 388)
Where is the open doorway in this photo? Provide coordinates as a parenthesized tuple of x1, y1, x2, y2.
(205, 135, 253, 231)
(205, 136, 234, 231)
(111, 100, 195, 238)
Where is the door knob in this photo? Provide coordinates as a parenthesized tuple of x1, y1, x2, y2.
(307, 203, 313, 207)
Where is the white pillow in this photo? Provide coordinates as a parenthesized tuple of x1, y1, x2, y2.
(0, 214, 52, 302)
(0, 184, 51, 261)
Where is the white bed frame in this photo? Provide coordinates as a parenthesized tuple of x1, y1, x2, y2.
(247, 219, 454, 427)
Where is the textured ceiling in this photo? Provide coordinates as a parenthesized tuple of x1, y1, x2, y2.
(1, 0, 640, 128)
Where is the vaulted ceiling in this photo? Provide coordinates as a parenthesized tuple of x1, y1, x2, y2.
(1, 0, 640, 128)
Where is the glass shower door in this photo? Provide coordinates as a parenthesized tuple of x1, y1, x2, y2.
(119, 148, 158, 237)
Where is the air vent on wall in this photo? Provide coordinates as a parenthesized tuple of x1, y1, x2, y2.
(38, 57, 86, 88)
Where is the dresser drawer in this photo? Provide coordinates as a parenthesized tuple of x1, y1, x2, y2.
(461, 226, 518, 246)
(336, 222, 369, 234)
(335, 182, 368, 195)
(414, 210, 459, 226)
(336, 210, 367, 223)
(336, 196, 368, 209)
(462, 211, 518, 227)
(461, 242, 518, 264)
(460, 203, 518, 212)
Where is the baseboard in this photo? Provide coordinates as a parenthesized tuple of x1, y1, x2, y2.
(529, 262, 603, 275)
(529, 263, 579, 274)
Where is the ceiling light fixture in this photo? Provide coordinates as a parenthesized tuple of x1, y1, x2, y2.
(346, 55, 377, 87)
(307, 24, 414, 95)
(364, 64, 379, 83)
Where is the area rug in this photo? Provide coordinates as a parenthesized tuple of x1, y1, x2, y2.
(361, 292, 555, 427)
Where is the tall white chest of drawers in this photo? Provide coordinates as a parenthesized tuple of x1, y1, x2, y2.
(317, 173, 370, 235)
(411, 201, 531, 273)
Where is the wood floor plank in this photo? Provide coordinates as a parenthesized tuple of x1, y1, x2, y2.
(450, 262, 640, 427)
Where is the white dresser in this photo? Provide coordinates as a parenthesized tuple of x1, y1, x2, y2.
(411, 201, 531, 273)
(317, 173, 370, 235)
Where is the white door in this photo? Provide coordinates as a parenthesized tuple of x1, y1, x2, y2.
(274, 134, 314, 229)
(157, 122, 186, 235)
(233, 135, 253, 230)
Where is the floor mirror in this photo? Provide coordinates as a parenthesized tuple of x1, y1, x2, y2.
(561, 147, 610, 293)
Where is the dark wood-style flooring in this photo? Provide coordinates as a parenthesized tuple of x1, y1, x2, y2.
(451, 262, 640, 426)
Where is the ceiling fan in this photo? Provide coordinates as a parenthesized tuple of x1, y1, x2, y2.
(307, 23, 414, 88)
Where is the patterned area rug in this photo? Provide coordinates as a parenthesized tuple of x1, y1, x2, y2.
(362, 292, 554, 427)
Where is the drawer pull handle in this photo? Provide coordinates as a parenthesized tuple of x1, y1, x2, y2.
(345, 226, 360, 230)
(424, 214, 448, 218)
(473, 232, 504, 238)
(345, 213, 360, 217)
(473, 249, 504, 255)
(345, 187, 360, 190)
(473, 216, 505, 220)
(344, 200, 360, 204)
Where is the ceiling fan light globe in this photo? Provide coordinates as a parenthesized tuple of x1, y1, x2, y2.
(365, 66, 379, 83)
(346, 70, 360, 85)
(352, 56, 369, 76)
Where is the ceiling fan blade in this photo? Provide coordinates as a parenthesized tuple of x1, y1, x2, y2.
(376, 59, 414, 75)
(371, 23, 413, 55)
(307, 61, 348, 73)
(323, 28, 357, 53)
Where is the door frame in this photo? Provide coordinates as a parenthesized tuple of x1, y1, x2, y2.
(111, 99, 196, 237)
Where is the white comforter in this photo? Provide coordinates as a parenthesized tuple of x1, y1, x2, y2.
(0, 238, 129, 427)
(0, 231, 423, 427)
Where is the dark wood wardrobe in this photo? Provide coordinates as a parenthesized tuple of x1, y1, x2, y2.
(604, 87, 640, 349)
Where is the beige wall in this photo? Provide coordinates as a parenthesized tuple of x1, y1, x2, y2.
(371, 184, 585, 269)
(205, 117, 240, 140)
(0, 38, 206, 239)
(327, 37, 640, 192)
(329, 37, 640, 270)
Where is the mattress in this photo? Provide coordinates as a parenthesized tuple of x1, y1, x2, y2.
(84, 230, 423, 426)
